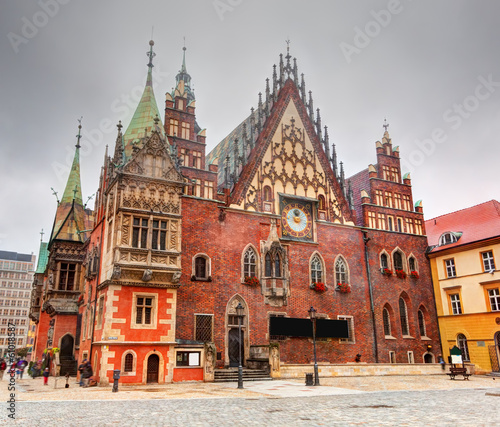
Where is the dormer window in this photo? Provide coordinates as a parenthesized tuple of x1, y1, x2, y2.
(439, 232, 459, 246)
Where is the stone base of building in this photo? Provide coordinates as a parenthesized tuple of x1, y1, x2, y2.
(278, 363, 475, 378)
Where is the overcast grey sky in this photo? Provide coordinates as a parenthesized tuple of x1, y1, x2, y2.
(1, 0, 499, 256)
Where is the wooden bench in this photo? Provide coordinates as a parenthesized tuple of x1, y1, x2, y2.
(447, 367, 470, 380)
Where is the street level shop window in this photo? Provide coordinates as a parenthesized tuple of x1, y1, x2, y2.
(176, 351, 201, 367)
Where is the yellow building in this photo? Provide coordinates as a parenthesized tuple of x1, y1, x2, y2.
(426, 200, 500, 374)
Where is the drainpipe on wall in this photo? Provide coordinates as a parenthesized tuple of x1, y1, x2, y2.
(363, 230, 379, 363)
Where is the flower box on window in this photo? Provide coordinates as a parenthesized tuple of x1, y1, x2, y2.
(395, 270, 407, 279)
(382, 268, 393, 276)
(409, 271, 419, 279)
(244, 276, 260, 286)
(310, 282, 327, 293)
(336, 283, 351, 293)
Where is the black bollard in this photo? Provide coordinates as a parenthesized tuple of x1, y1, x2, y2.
(112, 369, 120, 392)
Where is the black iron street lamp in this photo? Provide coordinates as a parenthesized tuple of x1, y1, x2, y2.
(308, 306, 320, 386)
(236, 302, 244, 389)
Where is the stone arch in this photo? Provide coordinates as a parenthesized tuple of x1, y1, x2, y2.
(192, 253, 211, 280)
(142, 350, 165, 384)
(407, 252, 418, 272)
(58, 333, 75, 359)
(225, 294, 249, 368)
(121, 349, 138, 375)
(379, 249, 391, 270)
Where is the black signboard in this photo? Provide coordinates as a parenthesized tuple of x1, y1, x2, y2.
(270, 316, 349, 338)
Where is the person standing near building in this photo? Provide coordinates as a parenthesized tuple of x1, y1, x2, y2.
(43, 368, 49, 385)
(0, 359, 6, 380)
(82, 361, 93, 387)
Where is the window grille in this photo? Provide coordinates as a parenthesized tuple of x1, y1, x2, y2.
(195, 315, 213, 342)
(124, 353, 134, 372)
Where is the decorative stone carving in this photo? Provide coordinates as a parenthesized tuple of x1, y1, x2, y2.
(111, 266, 121, 280)
(171, 271, 181, 284)
(142, 269, 153, 282)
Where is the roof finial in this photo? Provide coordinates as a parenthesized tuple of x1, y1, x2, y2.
(383, 118, 389, 132)
(76, 116, 83, 149)
(40, 229, 44, 242)
(147, 39, 155, 69)
(286, 38, 291, 58)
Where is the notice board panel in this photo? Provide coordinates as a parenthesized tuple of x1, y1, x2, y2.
(270, 316, 348, 338)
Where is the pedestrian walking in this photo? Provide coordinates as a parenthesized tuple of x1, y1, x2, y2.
(78, 359, 87, 386)
(43, 367, 49, 385)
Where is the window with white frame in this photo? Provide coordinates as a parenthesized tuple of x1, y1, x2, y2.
(393, 251, 404, 271)
(450, 293, 462, 315)
(389, 351, 396, 363)
(488, 288, 500, 311)
(439, 232, 457, 246)
(243, 247, 257, 278)
(445, 259, 456, 278)
(380, 253, 389, 270)
(482, 251, 495, 272)
(335, 257, 348, 284)
(193, 255, 210, 280)
(407, 351, 414, 364)
(338, 315, 355, 343)
(311, 255, 323, 284)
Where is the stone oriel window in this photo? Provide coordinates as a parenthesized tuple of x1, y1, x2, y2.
(59, 263, 76, 291)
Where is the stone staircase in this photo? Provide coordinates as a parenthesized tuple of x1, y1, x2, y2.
(214, 368, 272, 382)
(59, 357, 78, 377)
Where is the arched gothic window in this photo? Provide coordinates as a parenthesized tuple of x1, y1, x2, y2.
(383, 307, 391, 336)
(335, 257, 348, 284)
(264, 252, 282, 278)
(399, 297, 409, 336)
(195, 256, 207, 279)
(393, 251, 403, 271)
(409, 256, 417, 272)
(457, 334, 470, 361)
(380, 253, 388, 270)
(243, 248, 257, 278)
(263, 186, 272, 202)
(274, 255, 281, 277)
(311, 255, 323, 283)
(418, 309, 426, 337)
(265, 253, 272, 277)
(318, 195, 326, 210)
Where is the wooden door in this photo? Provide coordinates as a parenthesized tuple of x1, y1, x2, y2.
(147, 354, 159, 383)
(228, 328, 244, 367)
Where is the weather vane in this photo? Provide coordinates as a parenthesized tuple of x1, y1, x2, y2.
(383, 118, 389, 132)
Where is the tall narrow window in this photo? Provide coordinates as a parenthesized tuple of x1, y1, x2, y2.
(132, 218, 148, 248)
(445, 259, 456, 278)
(59, 263, 76, 291)
(397, 217, 403, 232)
(482, 251, 496, 272)
(390, 167, 399, 182)
(335, 258, 348, 284)
(265, 253, 272, 277)
(387, 216, 394, 231)
(488, 288, 500, 311)
(311, 255, 323, 283)
(394, 193, 402, 210)
(393, 252, 403, 271)
(409, 257, 416, 272)
(380, 254, 388, 270)
(457, 334, 470, 361)
(151, 220, 167, 251)
(338, 315, 355, 343)
(383, 307, 391, 336)
(169, 119, 179, 136)
(194, 256, 208, 279)
(418, 309, 426, 337)
(204, 181, 214, 199)
(97, 296, 104, 328)
(136, 296, 153, 325)
(318, 195, 326, 210)
(450, 293, 462, 315)
(385, 192, 393, 207)
(399, 298, 409, 336)
(195, 314, 213, 342)
(375, 190, 384, 205)
(263, 186, 272, 202)
(368, 212, 377, 228)
(192, 151, 201, 168)
(274, 255, 281, 277)
(181, 122, 190, 139)
(243, 248, 257, 278)
(377, 213, 386, 230)
(124, 353, 134, 372)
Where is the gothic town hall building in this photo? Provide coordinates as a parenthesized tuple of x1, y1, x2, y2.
(30, 41, 440, 385)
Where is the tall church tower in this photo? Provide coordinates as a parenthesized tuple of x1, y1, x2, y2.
(164, 46, 218, 199)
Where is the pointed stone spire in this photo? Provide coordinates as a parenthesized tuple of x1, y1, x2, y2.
(122, 40, 165, 160)
(324, 125, 331, 160)
(175, 39, 194, 102)
(224, 155, 231, 189)
(257, 92, 263, 132)
(331, 142, 338, 178)
(272, 64, 278, 100)
(315, 108, 322, 140)
(347, 180, 354, 210)
(50, 120, 86, 244)
(300, 73, 306, 103)
(113, 120, 124, 165)
(339, 161, 345, 195)
(308, 91, 314, 120)
(293, 58, 299, 86)
(250, 107, 255, 148)
(265, 78, 270, 118)
(279, 54, 284, 87)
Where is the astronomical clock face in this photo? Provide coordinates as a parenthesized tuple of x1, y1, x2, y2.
(280, 198, 313, 241)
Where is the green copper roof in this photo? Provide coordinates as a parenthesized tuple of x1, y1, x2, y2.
(123, 43, 165, 160)
(50, 132, 86, 244)
(35, 242, 49, 274)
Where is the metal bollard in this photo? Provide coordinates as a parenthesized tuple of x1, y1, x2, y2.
(305, 373, 314, 386)
(112, 369, 120, 392)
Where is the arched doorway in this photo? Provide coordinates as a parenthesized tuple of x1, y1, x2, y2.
(228, 328, 244, 367)
(424, 353, 433, 363)
(490, 331, 500, 372)
(59, 334, 76, 376)
(226, 296, 247, 368)
(147, 354, 160, 383)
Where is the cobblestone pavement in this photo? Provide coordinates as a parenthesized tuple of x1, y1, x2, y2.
(2, 375, 499, 425)
(6, 388, 500, 426)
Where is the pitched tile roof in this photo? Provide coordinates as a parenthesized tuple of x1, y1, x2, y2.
(425, 200, 500, 252)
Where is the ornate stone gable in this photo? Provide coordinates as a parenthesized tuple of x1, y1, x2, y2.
(229, 80, 353, 224)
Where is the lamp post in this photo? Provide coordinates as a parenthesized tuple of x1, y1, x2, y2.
(236, 302, 244, 389)
(308, 306, 320, 386)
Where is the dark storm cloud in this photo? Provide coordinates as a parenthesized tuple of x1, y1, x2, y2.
(1, 0, 499, 255)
